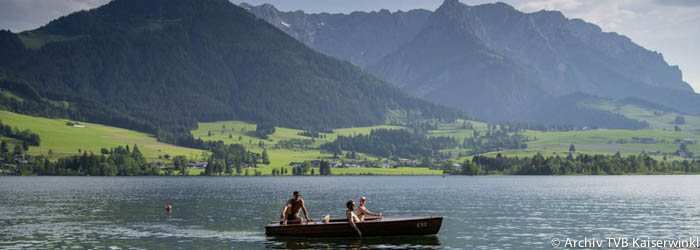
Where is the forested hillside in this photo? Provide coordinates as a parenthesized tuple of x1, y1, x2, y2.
(0, 0, 464, 148)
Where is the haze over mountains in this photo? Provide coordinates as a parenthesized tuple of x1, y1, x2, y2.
(242, 0, 700, 128)
(0, 0, 463, 145)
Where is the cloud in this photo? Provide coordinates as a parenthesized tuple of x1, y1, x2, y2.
(520, 0, 583, 12)
(0, 0, 107, 32)
(518, 0, 639, 31)
(653, 0, 700, 7)
(577, 1, 638, 30)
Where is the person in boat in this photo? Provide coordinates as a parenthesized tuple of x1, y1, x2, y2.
(357, 196, 382, 221)
(280, 191, 312, 225)
(346, 200, 362, 237)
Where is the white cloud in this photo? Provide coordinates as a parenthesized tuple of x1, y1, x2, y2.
(519, 0, 639, 31)
(520, 0, 582, 11)
(577, 1, 638, 30)
(0, 0, 107, 32)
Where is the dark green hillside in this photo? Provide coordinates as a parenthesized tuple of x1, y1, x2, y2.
(0, 0, 463, 146)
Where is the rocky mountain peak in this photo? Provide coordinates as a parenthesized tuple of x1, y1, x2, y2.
(238, 2, 253, 10)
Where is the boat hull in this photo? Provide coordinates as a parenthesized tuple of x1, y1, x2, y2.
(265, 216, 442, 237)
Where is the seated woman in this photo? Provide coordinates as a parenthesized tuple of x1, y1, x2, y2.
(357, 196, 382, 221)
(346, 200, 362, 237)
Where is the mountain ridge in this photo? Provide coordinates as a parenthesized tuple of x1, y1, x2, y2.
(242, 0, 699, 127)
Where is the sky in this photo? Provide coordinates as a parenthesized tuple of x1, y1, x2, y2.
(1, 0, 698, 93)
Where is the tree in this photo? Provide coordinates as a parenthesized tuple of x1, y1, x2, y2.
(0, 140, 8, 154)
(674, 115, 686, 125)
(569, 144, 576, 152)
(461, 160, 481, 176)
(675, 125, 682, 132)
(173, 155, 188, 176)
(13, 144, 23, 156)
(101, 148, 109, 154)
(298, 161, 311, 175)
(319, 160, 332, 175)
(440, 161, 457, 174)
(255, 122, 276, 139)
(680, 143, 688, 153)
(131, 145, 144, 161)
(229, 134, 232, 139)
(262, 149, 270, 164)
(420, 157, 434, 169)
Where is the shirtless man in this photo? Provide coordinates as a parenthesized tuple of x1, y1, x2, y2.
(357, 196, 382, 221)
(280, 191, 312, 225)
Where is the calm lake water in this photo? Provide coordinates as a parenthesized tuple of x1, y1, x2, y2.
(2, 176, 700, 249)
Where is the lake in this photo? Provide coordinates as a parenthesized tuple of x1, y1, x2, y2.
(2, 176, 700, 249)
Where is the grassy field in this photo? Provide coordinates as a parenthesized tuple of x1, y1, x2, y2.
(0, 111, 204, 161)
(192, 118, 700, 175)
(426, 119, 488, 141)
(525, 129, 699, 154)
(590, 100, 700, 132)
(191, 120, 442, 175)
(5, 107, 699, 176)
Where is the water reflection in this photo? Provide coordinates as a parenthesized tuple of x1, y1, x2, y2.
(265, 235, 441, 249)
(4, 176, 700, 249)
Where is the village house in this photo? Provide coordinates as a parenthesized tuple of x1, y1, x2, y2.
(632, 137, 660, 144)
(0, 169, 16, 175)
(398, 158, 419, 165)
(152, 162, 168, 170)
(248, 152, 261, 160)
(675, 138, 697, 144)
(14, 155, 29, 164)
(187, 161, 208, 169)
(310, 160, 321, 168)
(678, 152, 696, 158)
(227, 163, 251, 169)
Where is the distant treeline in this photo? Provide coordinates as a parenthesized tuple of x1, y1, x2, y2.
(0, 119, 40, 147)
(11, 145, 160, 176)
(321, 129, 458, 158)
(462, 126, 528, 155)
(4, 141, 269, 176)
(456, 153, 700, 175)
(203, 143, 262, 176)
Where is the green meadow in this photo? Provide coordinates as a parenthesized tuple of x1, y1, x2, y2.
(191, 120, 439, 175)
(192, 118, 700, 175)
(590, 100, 700, 132)
(4, 107, 699, 176)
(0, 110, 204, 161)
(524, 129, 699, 155)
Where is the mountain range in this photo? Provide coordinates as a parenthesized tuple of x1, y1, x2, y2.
(0, 0, 463, 145)
(242, 0, 700, 127)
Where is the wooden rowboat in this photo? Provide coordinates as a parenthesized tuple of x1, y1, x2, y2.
(265, 216, 442, 237)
